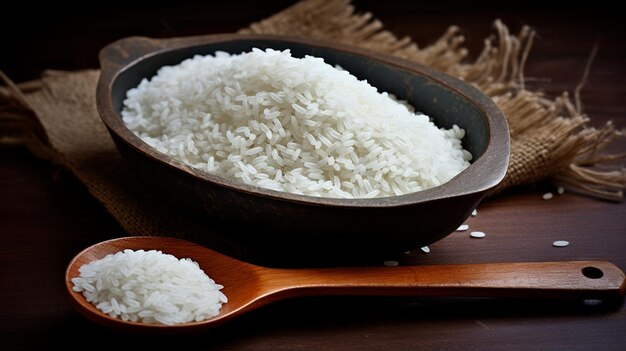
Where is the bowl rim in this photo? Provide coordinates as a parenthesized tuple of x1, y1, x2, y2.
(96, 33, 510, 208)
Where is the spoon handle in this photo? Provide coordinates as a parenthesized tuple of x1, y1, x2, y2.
(274, 261, 625, 300)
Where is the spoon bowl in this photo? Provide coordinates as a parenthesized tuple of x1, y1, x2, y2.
(66, 236, 260, 332)
(66, 237, 626, 333)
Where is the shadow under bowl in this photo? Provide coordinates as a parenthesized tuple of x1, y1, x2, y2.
(96, 34, 509, 263)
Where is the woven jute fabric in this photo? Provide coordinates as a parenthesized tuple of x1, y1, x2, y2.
(1, 0, 625, 246)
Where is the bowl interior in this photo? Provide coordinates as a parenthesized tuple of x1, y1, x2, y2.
(111, 39, 489, 162)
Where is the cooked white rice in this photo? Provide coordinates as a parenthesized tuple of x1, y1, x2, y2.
(122, 48, 472, 198)
(71, 249, 227, 325)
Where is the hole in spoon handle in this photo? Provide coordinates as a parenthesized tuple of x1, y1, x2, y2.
(581, 266, 604, 279)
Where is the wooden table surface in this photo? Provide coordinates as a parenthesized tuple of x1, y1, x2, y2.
(2, 1, 625, 349)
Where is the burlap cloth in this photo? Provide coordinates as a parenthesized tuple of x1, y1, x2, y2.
(1, 0, 625, 255)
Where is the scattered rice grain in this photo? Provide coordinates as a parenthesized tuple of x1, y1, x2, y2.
(553, 240, 569, 247)
(470, 231, 486, 238)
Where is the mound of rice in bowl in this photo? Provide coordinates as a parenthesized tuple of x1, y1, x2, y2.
(122, 48, 472, 198)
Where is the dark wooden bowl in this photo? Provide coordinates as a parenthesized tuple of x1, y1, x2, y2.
(96, 34, 509, 261)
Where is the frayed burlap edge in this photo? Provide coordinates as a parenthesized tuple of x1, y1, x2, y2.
(1, 0, 625, 202)
(0, 69, 242, 255)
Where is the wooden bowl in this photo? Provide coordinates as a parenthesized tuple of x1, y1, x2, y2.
(96, 34, 509, 261)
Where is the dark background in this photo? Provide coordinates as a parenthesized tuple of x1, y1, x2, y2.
(1, 1, 624, 83)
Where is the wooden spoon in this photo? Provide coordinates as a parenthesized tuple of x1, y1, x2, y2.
(65, 236, 626, 332)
